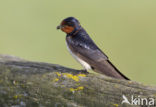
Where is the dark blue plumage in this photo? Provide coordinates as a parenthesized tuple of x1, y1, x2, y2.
(57, 17, 129, 80)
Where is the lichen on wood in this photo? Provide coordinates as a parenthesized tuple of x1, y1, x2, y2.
(0, 55, 156, 107)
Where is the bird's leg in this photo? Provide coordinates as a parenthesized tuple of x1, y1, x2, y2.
(80, 69, 89, 74)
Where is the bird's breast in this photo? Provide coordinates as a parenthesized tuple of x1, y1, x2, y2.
(66, 41, 91, 70)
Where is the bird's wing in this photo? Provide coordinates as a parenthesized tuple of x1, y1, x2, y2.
(66, 34, 129, 80)
(66, 34, 108, 62)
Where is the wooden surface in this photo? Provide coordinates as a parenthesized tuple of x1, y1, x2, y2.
(0, 55, 156, 107)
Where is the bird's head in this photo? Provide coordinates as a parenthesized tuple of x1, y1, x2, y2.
(57, 17, 81, 34)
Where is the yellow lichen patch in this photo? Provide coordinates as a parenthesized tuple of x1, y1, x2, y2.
(13, 94, 22, 99)
(63, 73, 79, 82)
(69, 86, 84, 92)
(77, 74, 86, 77)
(72, 75, 79, 82)
(54, 78, 59, 82)
(56, 72, 61, 77)
(62, 73, 86, 82)
(77, 86, 84, 90)
(113, 104, 119, 107)
(70, 88, 75, 92)
(128, 81, 132, 84)
(13, 95, 18, 99)
(65, 73, 73, 78)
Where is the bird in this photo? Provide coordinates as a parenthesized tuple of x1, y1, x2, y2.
(57, 17, 129, 80)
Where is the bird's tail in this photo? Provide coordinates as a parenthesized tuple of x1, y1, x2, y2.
(107, 60, 130, 80)
(92, 60, 130, 80)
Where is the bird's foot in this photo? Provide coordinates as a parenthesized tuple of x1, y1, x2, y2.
(80, 69, 89, 74)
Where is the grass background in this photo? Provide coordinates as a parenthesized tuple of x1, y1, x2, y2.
(0, 0, 156, 85)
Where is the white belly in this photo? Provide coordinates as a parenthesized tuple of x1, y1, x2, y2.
(66, 42, 91, 70)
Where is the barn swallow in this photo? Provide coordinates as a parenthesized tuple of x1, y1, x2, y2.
(57, 17, 129, 80)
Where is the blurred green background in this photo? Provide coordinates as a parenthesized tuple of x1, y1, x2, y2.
(0, 0, 156, 85)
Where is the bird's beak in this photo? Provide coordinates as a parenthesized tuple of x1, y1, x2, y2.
(57, 25, 61, 30)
